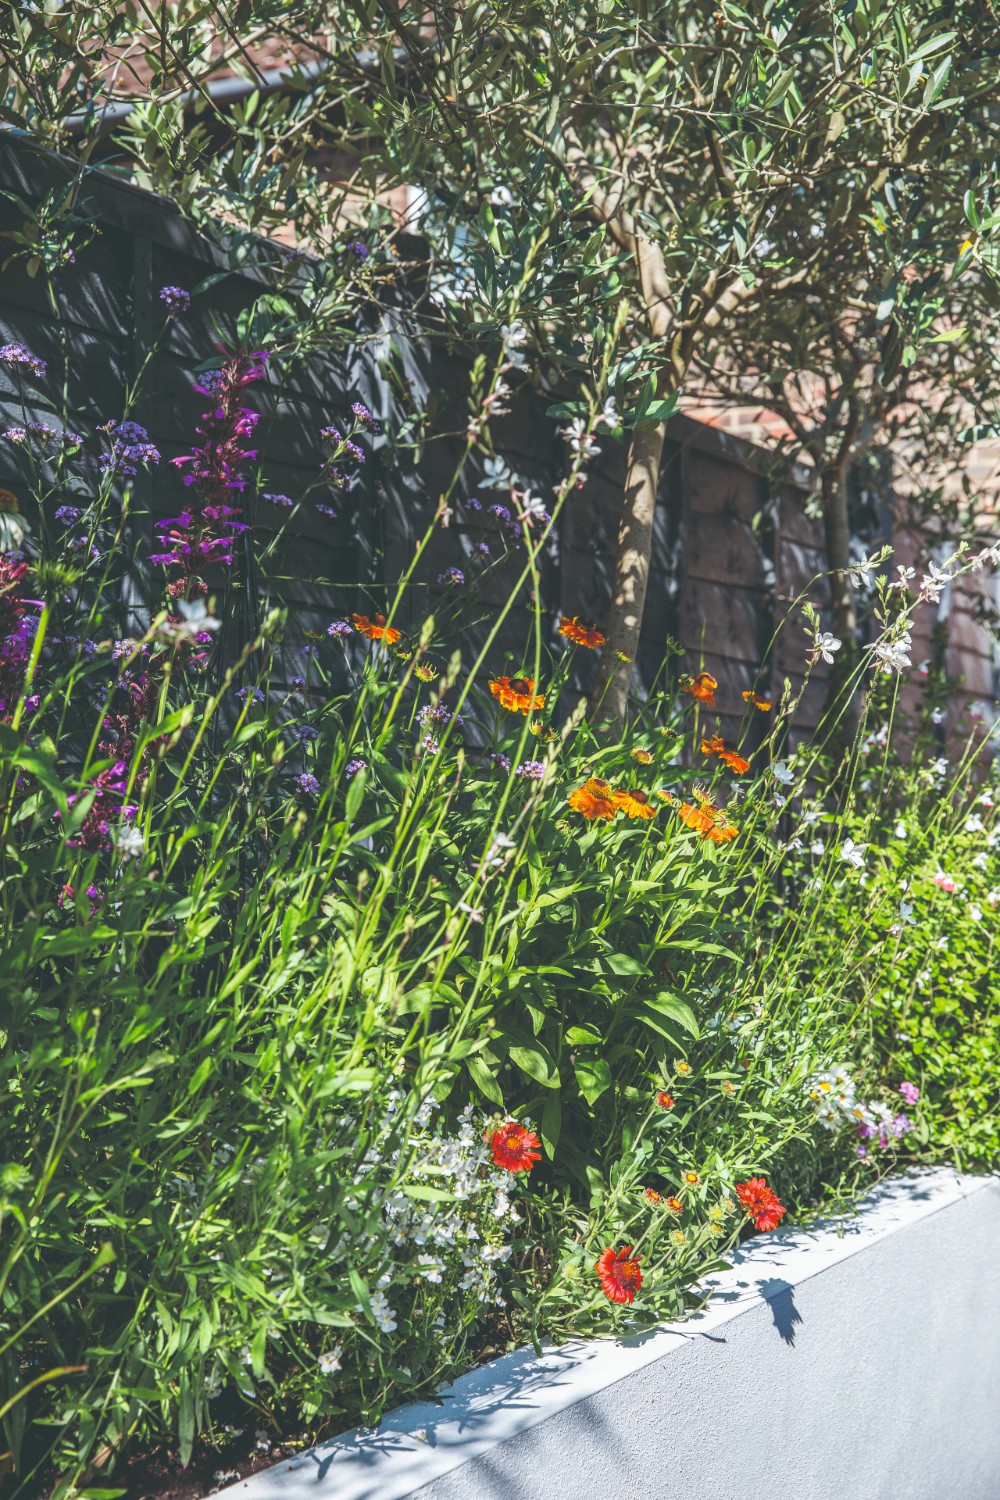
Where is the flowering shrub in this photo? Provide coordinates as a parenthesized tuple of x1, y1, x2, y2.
(0, 323, 997, 1491)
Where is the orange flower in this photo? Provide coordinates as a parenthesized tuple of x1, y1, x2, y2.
(559, 615, 606, 649)
(487, 1120, 542, 1174)
(677, 801, 715, 835)
(665, 1196, 683, 1213)
(631, 747, 653, 764)
(613, 788, 656, 820)
(735, 1177, 786, 1232)
(683, 1171, 700, 1185)
(706, 816, 739, 844)
(594, 1245, 643, 1305)
(656, 1091, 674, 1110)
(489, 675, 545, 714)
(742, 689, 772, 712)
(567, 777, 617, 821)
(677, 795, 739, 843)
(644, 1187, 663, 1204)
(681, 671, 718, 707)
(353, 611, 401, 644)
(700, 735, 750, 774)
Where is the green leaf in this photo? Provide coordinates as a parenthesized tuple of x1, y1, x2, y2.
(540, 1090, 562, 1156)
(507, 1037, 559, 1087)
(574, 1055, 612, 1104)
(644, 992, 700, 1036)
(466, 1054, 503, 1105)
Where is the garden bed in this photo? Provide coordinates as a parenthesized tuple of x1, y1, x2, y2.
(222, 1169, 1000, 1500)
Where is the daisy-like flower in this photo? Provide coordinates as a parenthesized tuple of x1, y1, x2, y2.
(700, 735, 750, 774)
(414, 662, 438, 681)
(681, 671, 717, 706)
(631, 748, 653, 764)
(656, 1091, 674, 1110)
(489, 675, 545, 714)
(665, 1196, 683, 1213)
(742, 689, 772, 711)
(675, 1060, 692, 1076)
(735, 1177, 786, 1232)
(559, 615, 605, 649)
(353, 611, 400, 643)
(613, 788, 656, 820)
(487, 1119, 542, 1173)
(594, 1245, 643, 1305)
(529, 721, 555, 741)
(568, 777, 617, 820)
(683, 1171, 700, 1185)
(644, 1187, 663, 1204)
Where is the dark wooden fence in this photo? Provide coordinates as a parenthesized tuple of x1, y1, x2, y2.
(0, 133, 835, 740)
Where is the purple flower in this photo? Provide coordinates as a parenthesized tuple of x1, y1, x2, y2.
(0, 343, 46, 379)
(344, 440, 365, 466)
(437, 568, 465, 586)
(489, 752, 511, 772)
(350, 402, 381, 435)
(465, 496, 482, 512)
(418, 704, 462, 729)
(898, 1081, 919, 1105)
(289, 675, 306, 690)
(55, 506, 82, 526)
(263, 492, 294, 508)
(476, 542, 491, 558)
(515, 759, 545, 780)
(344, 240, 369, 261)
(327, 620, 353, 636)
(159, 285, 191, 314)
(317, 503, 338, 519)
(99, 419, 161, 477)
(295, 772, 320, 795)
(891, 1112, 914, 1137)
(236, 686, 265, 704)
(292, 724, 318, 741)
(320, 425, 343, 446)
(345, 757, 367, 780)
(855, 1144, 869, 1160)
(488, 504, 510, 523)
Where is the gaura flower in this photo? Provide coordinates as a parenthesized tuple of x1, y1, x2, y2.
(631, 747, 653, 764)
(656, 1091, 674, 1110)
(353, 611, 401, 644)
(644, 1187, 663, 1204)
(700, 735, 750, 775)
(487, 1120, 542, 1174)
(594, 1245, 643, 1305)
(742, 689, 772, 712)
(681, 671, 718, 706)
(735, 1177, 786, 1232)
(613, 788, 656, 820)
(665, 1196, 683, 1213)
(490, 675, 545, 714)
(568, 777, 617, 820)
(559, 615, 606, 649)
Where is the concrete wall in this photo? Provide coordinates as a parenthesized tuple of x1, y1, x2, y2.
(225, 1170, 1000, 1500)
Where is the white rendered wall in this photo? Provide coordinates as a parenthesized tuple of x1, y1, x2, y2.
(226, 1170, 1000, 1500)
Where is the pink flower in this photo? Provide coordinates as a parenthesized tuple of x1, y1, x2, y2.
(933, 869, 957, 894)
(898, 1081, 919, 1105)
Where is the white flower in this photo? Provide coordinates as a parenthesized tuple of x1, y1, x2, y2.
(481, 454, 514, 490)
(930, 757, 949, 779)
(898, 900, 916, 925)
(457, 901, 484, 922)
(847, 551, 881, 589)
(368, 1290, 397, 1332)
(490, 185, 513, 206)
(841, 838, 866, 869)
(114, 825, 144, 861)
(516, 489, 549, 525)
(416, 1255, 445, 1283)
(771, 761, 795, 785)
(812, 631, 842, 664)
(931, 706, 945, 725)
(973, 852, 989, 870)
(501, 320, 529, 367)
(894, 821, 907, 839)
(888, 565, 916, 592)
(965, 813, 985, 834)
(318, 1346, 343, 1374)
(918, 563, 951, 603)
(560, 418, 601, 460)
(969, 903, 983, 922)
(810, 839, 826, 857)
(158, 596, 221, 642)
(872, 632, 912, 675)
(597, 397, 620, 430)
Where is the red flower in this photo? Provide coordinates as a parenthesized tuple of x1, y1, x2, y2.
(559, 616, 606, 649)
(656, 1091, 674, 1110)
(594, 1245, 643, 1304)
(735, 1177, 786, 1232)
(487, 1119, 542, 1174)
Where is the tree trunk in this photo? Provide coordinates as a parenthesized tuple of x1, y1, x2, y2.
(589, 417, 669, 725)
(820, 464, 859, 724)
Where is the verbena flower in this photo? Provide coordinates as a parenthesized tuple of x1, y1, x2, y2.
(236, 686, 265, 704)
(327, 619, 353, 637)
(594, 1246, 642, 1305)
(54, 506, 82, 525)
(437, 567, 465, 586)
(296, 773, 320, 795)
(159, 285, 191, 314)
(350, 401, 381, 434)
(0, 342, 46, 379)
(100, 419, 161, 477)
(345, 758, 367, 780)
(514, 759, 545, 780)
(263, 492, 294, 508)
